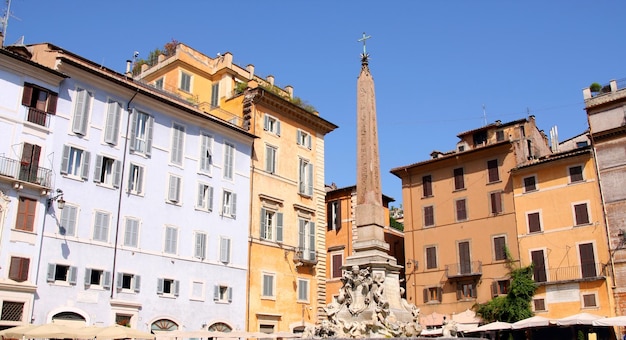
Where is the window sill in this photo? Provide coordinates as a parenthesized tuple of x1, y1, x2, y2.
(214, 300, 231, 305)
(574, 223, 593, 228)
(425, 301, 441, 305)
(568, 180, 586, 185)
(453, 188, 467, 193)
(157, 294, 177, 299)
(422, 195, 434, 199)
(261, 296, 276, 301)
(487, 180, 502, 185)
(523, 189, 538, 194)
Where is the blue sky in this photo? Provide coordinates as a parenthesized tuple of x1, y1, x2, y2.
(4, 1, 625, 208)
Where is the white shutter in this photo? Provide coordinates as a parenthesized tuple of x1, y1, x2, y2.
(60, 145, 70, 175)
(94, 155, 103, 183)
(227, 287, 233, 302)
(72, 88, 86, 134)
(157, 278, 164, 294)
(81, 151, 90, 180)
(276, 212, 283, 242)
(69, 266, 77, 285)
(197, 184, 205, 208)
(84, 268, 92, 285)
(231, 193, 237, 219)
(145, 116, 154, 157)
(47, 264, 55, 282)
(103, 271, 112, 289)
(129, 109, 138, 152)
(116, 272, 123, 288)
(133, 275, 141, 292)
(260, 208, 267, 239)
(104, 100, 121, 144)
(307, 163, 313, 196)
(213, 285, 220, 301)
(113, 160, 121, 188)
(174, 280, 180, 296)
(308, 222, 316, 260)
(207, 186, 214, 211)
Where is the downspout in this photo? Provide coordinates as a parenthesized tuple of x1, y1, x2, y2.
(110, 89, 138, 298)
(404, 168, 418, 303)
(245, 95, 258, 332)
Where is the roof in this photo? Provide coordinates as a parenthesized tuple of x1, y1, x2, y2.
(456, 117, 528, 137)
(512, 145, 592, 171)
(325, 184, 395, 203)
(0, 47, 68, 79)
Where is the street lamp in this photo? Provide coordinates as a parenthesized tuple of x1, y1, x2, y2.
(47, 189, 65, 210)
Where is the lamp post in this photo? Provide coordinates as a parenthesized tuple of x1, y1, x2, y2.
(47, 188, 65, 210)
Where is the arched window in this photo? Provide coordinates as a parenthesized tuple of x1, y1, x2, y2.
(151, 319, 178, 332)
(208, 322, 232, 332)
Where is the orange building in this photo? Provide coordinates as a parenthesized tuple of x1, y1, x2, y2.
(511, 142, 614, 319)
(324, 184, 405, 305)
(136, 43, 337, 333)
(391, 117, 551, 321)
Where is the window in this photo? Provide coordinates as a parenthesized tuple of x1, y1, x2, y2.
(576, 141, 589, 148)
(423, 287, 442, 303)
(71, 87, 93, 135)
(18, 142, 41, 183)
(260, 208, 283, 242)
(59, 204, 78, 236)
(523, 176, 536, 192)
(170, 123, 185, 165)
(221, 190, 237, 218)
(164, 226, 178, 254)
(15, 196, 37, 232)
(426, 246, 437, 269)
(93, 211, 111, 242)
(490, 191, 503, 214)
(116, 314, 132, 327)
(455, 199, 467, 221)
(180, 71, 191, 92)
(327, 200, 341, 231)
(167, 175, 182, 203)
(299, 158, 313, 196)
(194, 232, 207, 259)
(574, 203, 590, 226)
(128, 163, 144, 195)
(487, 159, 499, 182)
(199, 133, 213, 173)
(569, 165, 584, 183)
(298, 219, 316, 262)
(496, 130, 505, 142)
(297, 279, 309, 302)
(61, 145, 90, 180)
(9, 257, 30, 282)
(196, 183, 214, 211)
(297, 130, 312, 149)
(579, 243, 597, 278)
(423, 205, 434, 227)
(491, 279, 510, 297)
(46, 264, 77, 285)
(265, 145, 277, 174)
(422, 175, 433, 197)
(157, 278, 180, 296)
(331, 252, 343, 278)
(493, 236, 507, 261)
(117, 273, 141, 292)
(531, 250, 547, 283)
(84, 269, 111, 289)
(94, 155, 121, 187)
(458, 241, 471, 274)
(1, 301, 24, 322)
(104, 99, 122, 145)
(22, 82, 58, 126)
(154, 78, 164, 90)
(263, 114, 281, 136)
(473, 131, 487, 147)
(533, 298, 546, 312)
(124, 218, 139, 247)
(210, 83, 219, 107)
(453, 168, 465, 190)
(223, 142, 235, 180)
(130, 110, 154, 156)
(582, 293, 597, 308)
(214, 285, 232, 303)
(456, 280, 477, 300)
(527, 212, 542, 233)
(219, 237, 231, 263)
(262, 273, 275, 298)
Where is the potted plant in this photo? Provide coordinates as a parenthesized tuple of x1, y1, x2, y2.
(589, 82, 602, 93)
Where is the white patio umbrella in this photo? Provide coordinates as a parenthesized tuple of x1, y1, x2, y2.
(0, 325, 39, 339)
(511, 316, 551, 329)
(470, 321, 513, 332)
(90, 324, 154, 339)
(21, 322, 86, 339)
(554, 312, 602, 326)
(593, 316, 626, 327)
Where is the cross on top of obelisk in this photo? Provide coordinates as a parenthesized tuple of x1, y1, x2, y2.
(358, 32, 371, 65)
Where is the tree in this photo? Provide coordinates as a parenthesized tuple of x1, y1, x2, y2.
(474, 247, 536, 323)
(132, 39, 179, 75)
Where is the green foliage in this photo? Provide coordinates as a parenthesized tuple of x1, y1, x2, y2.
(234, 81, 248, 94)
(389, 216, 404, 231)
(577, 329, 585, 340)
(290, 96, 317, 113)
(132, 39, 179, 75)
(474, 246, 536, 323)
(589, 82, 602, 93)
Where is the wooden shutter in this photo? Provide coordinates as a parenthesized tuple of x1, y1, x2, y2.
(528, 212, 541, 233)
(426, 247, 437, 269)
(494, 236, 506, 261)
(423, 288, 429, 303)
(424, 206, 434, 226)
(524, 176, 536, 191)
(579, 243, 596, 278)
(16, 196, 36, 232)
(9, 257, 29, 282)
(490, 192, 502, 214)
(47, 92, 58, 114)
(531, 250, 547, 282)
(22, 83, 34, 106)
(422, 175, 432, 197)
(458, 242, 470, 274)
(437, 287, 443, 302)
(569, 166, 583, 182)
(487, 159, 499, 182)
(332, 254, 342, 278)
(454, 168, 464, 190)
(456, 199, 467, 221)
(491, 281, 498, 297)
(574, 203, 590, 225)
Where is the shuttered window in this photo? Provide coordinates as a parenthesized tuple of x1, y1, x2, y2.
(331, 253, 343, 278)
(455, 199, 467, 221)
(569, 166, 583, 183)
(170, 123, 185, 165)
(574, 203, 590, 225)
(453, 168, 464, 190)
(16, 196, 37, 232)
(164, 226, 178, 254)
(579, 243, 597, 278)
(104, 99, 122, 145)
(422, 175, 433, 197)
(124, 218, 139, 247)
(458, 241, 471, 274)
(531, 250, 547, 283)
(487, 159, 499, 182)
(523, 176, 536, 192)
(9, 257, 30, 282)
(490, 192, 503, 214)
(527, 212, 541, 233)
(426, 246, 437, 269)
(493, 236, 506, 261)
(424, 205, 435, 227)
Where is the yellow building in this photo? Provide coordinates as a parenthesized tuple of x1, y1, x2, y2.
(511, 143, 614, 319)
(324, 185, 404, 305)
(391, 117, 551, 321)
(136, 43, 337, 333)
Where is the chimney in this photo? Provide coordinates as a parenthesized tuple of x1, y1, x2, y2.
(125, 60, 132, 76)
(246, 64, 255, 80)
(158, 54, 165, 63)
(285, 85, 293, 99)
(0, 31, 4, 48)
(267, 75, 274, 87)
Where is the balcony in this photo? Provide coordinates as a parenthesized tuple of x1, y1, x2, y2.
(445, 261, 482, 280)
(534, 263, 606, 285)
(24, 107, 51, 128)
(0, 155, 52, 188)
(294, 248, 317, 267)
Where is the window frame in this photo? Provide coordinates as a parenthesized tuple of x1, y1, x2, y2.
(94, 155, 121, 188)
(455, 198, 468, 222)
(297, 129, 312, 149)
(117, 272, 141, 293)
(487, 159, 500, 183)
(492, 235, 507, 261)
(129, 110, 154, 157)
(260, 208, 283, 243)
(327, 200, 341, 231)
(263, 114, 281, 136)
(15, 196, 37, 232)
(223, 142, 235, 180)
(93, 210, 111, 242)
(533, 298, 547, 312)
(530, 249, 548, 283)
(578, 242, 598, 279)
(59, 204, 78, 236)
(61, 145, 90, 180)
(489, 191, 503, 215)
(179, 71, 192, 92)
(568, 165, 584, 183)
(523, 175, 537, 193)
(123, 217, 140, 248)
(164, 225, 179, 255)
(330, 251, 343, 279)
(423, 205, 435, 227)
(423, 286, 443, 303)
(527, 210, 542, 233)
(298, 158, 313, 197)
(219, 237, 231, 263)
(9, 256, 30, 282)
(261, 272, 276, 299)
(194, 232, 207, 259)
(127, 163, 144, 195)
(425, 245, 438, 270)
(46, 263, 78, 285)
(196, 183, 214, 212)
(573, 201, 591, 226)
(167, 174, 182, 204)
(453, 167, 465, 190)
(221, 190, 237, 219)
(265, 144, 277, 174)
(422, 175, 433, 197)
(298, 218, 316, 262)
(199, 133, 213, 174)
(456, 280, 477, 300)
(157, 278, 180, 297)
(297, 278, 310, 302)
(581, 292, 598, 309)
(213, 284, 233, 303)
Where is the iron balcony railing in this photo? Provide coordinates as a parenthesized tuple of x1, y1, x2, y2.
(445, 261, 482, 279)
(24, 107, 51, 128)
(294, 247, 318, 265)
(0, 155, 52, 188)
(533, 263, 606, 284)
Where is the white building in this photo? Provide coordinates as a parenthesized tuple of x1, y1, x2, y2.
(0, 43, 254, 333)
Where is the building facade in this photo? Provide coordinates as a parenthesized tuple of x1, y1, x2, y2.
(391, 117, 551, 320)
(583, 78, 626, 316)
(0, 43, 254, 332)
(135, 43, 337, 333)
(511, 144, 614, 319)
(324, 184, 404, 305)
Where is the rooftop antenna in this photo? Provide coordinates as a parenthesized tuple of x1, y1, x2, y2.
(482, 104, 487, 125)
(1, 0, 11, 45)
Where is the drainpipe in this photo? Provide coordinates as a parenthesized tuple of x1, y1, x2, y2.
(245, 98, 258, 332)
(110, 89, 138, 298)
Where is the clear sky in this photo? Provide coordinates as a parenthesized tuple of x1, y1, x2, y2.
(3, 1, 625, 208)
